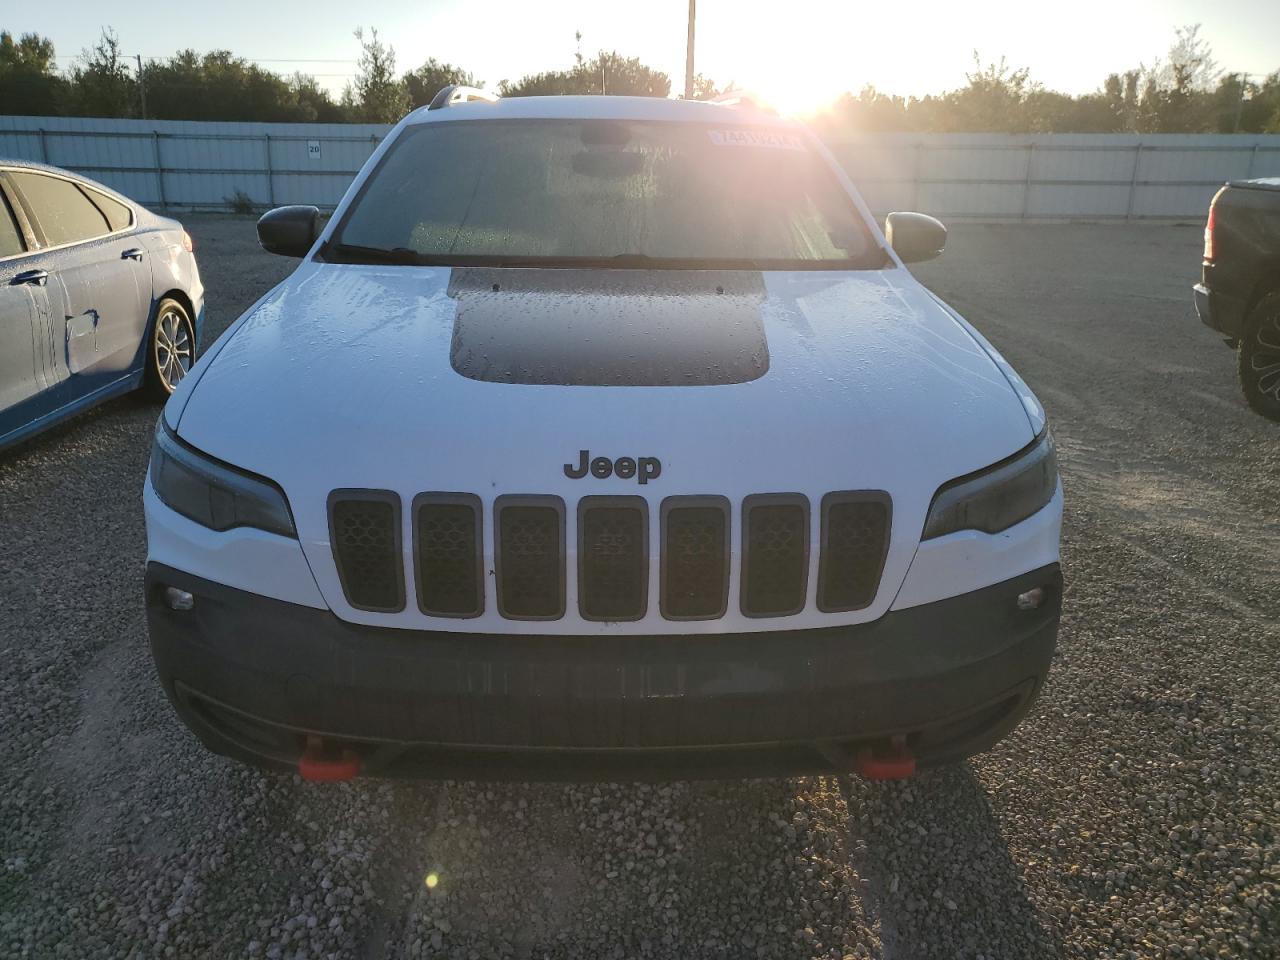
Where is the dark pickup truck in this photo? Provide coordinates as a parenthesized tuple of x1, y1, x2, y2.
(1194, 177, 1280, 421)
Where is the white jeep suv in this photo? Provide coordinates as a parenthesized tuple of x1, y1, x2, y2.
(144, 89, 1062, 781)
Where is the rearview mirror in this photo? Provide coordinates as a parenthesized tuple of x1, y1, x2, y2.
(884, 212, 947, 264)
(257, 205, 320, 258)
(571, 150, 645, 179)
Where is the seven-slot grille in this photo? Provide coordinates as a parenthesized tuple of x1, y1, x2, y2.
(818, 493, 892, 612)
(328, 490, 404, 612)
(661, 497, 731, 620)
(495, 497, 565, 620)
(413, 494, 483, 617)
(578, 497, 648, 621)
(327, 491, 891, 621)
(741, 495, 809, 617)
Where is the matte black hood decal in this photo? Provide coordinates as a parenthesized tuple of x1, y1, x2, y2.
(446, 268, 769, 386)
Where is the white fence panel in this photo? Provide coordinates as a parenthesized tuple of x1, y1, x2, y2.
(920, 144, 1028, 182)
(1028, 183, 1131, 218)
(0, 115, 392, 211)
(921, 181, 1025, 218)
(828, 132, 1280, 219)
(1033, 146, 1135, 183)
(2, 115, 1279, 219)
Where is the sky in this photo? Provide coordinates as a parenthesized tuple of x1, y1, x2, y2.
(9, 0, 1280, 113)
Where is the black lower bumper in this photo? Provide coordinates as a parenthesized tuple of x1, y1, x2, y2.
(1194, 280, 1247, 338)
(145, 563, 1061, 780)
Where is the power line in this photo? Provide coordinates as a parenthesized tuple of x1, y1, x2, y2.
(53, 54, 358, 63)
(42, 53, 358, 80)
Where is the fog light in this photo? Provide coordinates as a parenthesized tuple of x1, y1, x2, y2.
(165, 586, 195, 611)
(1016, 587, 1045, 611)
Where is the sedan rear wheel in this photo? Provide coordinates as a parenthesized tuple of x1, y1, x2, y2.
(146, 298, 197, 401)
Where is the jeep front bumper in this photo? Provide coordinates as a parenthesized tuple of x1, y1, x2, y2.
(146, 562, 1061, 780)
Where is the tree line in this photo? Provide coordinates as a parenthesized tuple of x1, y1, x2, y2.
(1, 23, 1277, 132)
(0, 26, 685, 124)
(820, 28, 1280, 135)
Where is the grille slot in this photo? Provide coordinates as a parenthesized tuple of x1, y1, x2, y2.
(661, 497, 730, 620)
(329, 491, 404, 612)
(578, 497, 648, 621)
(495, 497, 565, 620)
(741, 495, 809, 617)
(414, 494, 483, 618)
(818, 493, 891, 612)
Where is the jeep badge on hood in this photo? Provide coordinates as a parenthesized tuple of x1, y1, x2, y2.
(564, 450, 661, 484)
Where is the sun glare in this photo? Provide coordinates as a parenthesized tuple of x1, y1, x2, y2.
(739, 80, 841, 118)
(707, 30, 853, 118)
(684, 1, 950, 118)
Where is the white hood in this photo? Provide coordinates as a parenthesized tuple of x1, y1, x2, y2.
(172, 261, 1038, 633)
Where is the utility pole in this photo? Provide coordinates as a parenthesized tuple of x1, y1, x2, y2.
(1233, 72, 1248, 133)
(684, 0, 696, 100)
(136, 54, 148, 119)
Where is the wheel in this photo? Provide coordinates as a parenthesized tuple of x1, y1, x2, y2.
(1237, 289, 1280, 422)
(145, 298, 196, 401)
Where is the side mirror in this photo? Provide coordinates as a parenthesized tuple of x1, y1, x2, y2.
(257, 205, 320, 258)
(884, 212, 947, 264)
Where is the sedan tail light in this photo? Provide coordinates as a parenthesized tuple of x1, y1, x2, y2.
(181, 230, 194, 253)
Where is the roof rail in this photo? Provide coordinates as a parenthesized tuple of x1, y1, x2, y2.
(428, 85, 500, 110)
(708, 92, 776, 114)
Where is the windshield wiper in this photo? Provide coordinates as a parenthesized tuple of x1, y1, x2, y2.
(491, 254, 771, 270)
(327, 242, 429, 265)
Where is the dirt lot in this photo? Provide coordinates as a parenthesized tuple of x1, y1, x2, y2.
(1, 219, 1276, 960)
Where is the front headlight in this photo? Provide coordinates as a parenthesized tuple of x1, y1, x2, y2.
(149, 419, 296, 538)
(922, 430, 1058, 540)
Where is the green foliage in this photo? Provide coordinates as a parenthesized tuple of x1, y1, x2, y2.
(820, 25, 1276, 136)
(404, 59, 479, 109)
(143, 52, 346, 122)
(500, 51, 669, 98)
(1137, 24, 1219, 133)
(3, 21, 1276, 135)
(826, 86, 914, 132)
(0, 31, 55, 74)
(343, 27, 408, 123)
(0, 31, 66, 115)
(1215, 71, 1280, 134)
(68, 28, 135, 118)
(287, 73, 348, 123)
(1101, 71, 1146, 133)
(687, 73, 723, 101)
(224, 189, 257, 214)
(498, 69, 585, 97)
(948, 55, 1032, 132)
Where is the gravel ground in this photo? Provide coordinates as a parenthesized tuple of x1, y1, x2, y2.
(1, 218, 1276, 959)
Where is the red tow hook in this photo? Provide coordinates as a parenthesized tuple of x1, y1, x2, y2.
(853, 736, 917, 781)
(298, 735, 361, 782)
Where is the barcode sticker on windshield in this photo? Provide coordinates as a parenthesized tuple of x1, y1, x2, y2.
(708, 129, 806, 151)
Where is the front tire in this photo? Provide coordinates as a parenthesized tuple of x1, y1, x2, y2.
(145, 298, 196, 401)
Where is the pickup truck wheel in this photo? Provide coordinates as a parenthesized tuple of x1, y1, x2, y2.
(1237, 290, 1280, 422)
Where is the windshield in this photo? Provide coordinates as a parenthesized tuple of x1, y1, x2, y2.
(329, 119, 883, 268)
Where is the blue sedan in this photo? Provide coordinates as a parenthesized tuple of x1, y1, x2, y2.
(1, 160, 205, 450)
